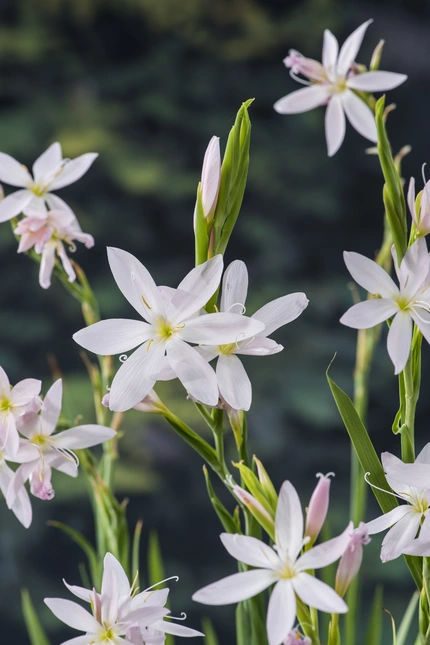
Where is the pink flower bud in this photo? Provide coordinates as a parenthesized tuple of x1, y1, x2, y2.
(200, 136, 221, 220)
(283, 49, 326, 83)
(103, 389, 165, 414)
(30, 465, 54, 501)
(335, 522, 370, 597)
(305, 472, 333, 543)
(233, 484, 275, 536)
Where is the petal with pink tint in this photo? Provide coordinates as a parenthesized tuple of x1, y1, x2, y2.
(347, 71, 407, 92)
(325, 96, 346, 157)
(337, 19, 373, 77)
(342, 90, 377, 142)
(274, 85, 330, 115)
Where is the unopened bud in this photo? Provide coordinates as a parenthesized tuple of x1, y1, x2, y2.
(305, 472, 333, 544)
(102, 390, 165, 414)
(233, 485, 275, 539)
(370, 39, 385, 71)
(253, 455, 278, 511)
(335, 522, 370, 597)
(200, 136, 221, 220)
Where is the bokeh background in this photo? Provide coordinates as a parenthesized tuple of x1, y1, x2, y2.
(0, 0, 429, 643)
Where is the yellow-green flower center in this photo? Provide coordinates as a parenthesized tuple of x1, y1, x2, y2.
(30, 184, 47, 197)
(0, 397, 12, 412)
(219, 343, 235, 355)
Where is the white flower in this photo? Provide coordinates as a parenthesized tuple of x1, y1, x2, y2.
(197, 260, 308, 410)
(198, 136, 221, 220)
(193, 481, 350, 645)
(73, 249, 264, 411)
(45, 553, 169, 645)
(0, 366, 41, 458)
(340, 237, 430, 374)
(408, 174, 430, 236)
(365, 446, 430, 562)
(15, 210, 94, 289)
(7, 379, 116, 507)
(0, 142, 97, 223)
(274, 20, 407, 156)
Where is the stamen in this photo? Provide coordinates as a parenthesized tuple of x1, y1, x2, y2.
(422, 162, 428, 186)
(141, 295, 151, 309)
(410, 303, 430, 323)
(165, 612, 187, 622)
(316, 472, 335, 479)
(235, 332, 247, 349)
(144, 576, 179, 591)
(227, 302, 246, 315)
(119, 354, 128, 363)
(289, 70, 312, 86)
(364, 472, 406, 501)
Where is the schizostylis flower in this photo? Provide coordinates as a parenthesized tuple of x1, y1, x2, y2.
(198, 136, 221, 221)
(73, 249, 265, 411)
(15, 209, 94, 289)
(0, 141, 97, 223)
(335, 522, 370, 596)
(197, 260, 308, 410)
(0, 438, 38, 528)
(305, 472, 334, 544)
(340, 237, 430, 374)
(274, 20, 407, 156)
(0, 366, 41, 458)
(193, 480, 350, 645)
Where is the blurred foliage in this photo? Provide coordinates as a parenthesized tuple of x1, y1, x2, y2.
(0, 0, 429, 643)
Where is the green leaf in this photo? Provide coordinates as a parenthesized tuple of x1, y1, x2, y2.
(397, 591, 419, 645)
(49, 520, 100, 586)
(202, 617, 219, 645)
(326, 369, 422, 588)
(364, 585, 384, 645)
(21, 589, 50, 645)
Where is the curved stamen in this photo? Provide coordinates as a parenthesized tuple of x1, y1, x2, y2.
(227, 302, 246, 315)
(316, 472, 335, 479)
(364, 472, 407, 501)
(289, 70, 312, 86)
(235, 332, 247, 349)
(410, 302, 430, 323)
(165, 612, 187, 622)
(119, 354, 128, 362)
(144, 576, 179, 592)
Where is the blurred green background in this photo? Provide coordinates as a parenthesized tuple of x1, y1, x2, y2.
(0, 0, 428, 642)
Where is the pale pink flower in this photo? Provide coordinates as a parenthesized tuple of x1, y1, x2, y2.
(340, 237, 430, 374)
(0, 366, 41, 458)
(0, 142, 97, 222)
(407, 174, 430, 236)
(15, 209, 94, 289)
(197, 260, 308, 410)
(274, 20, 407, 156)
(305, 472, 334, 544)
(193, 481, 350, 645)
(335, 522, 370, 596)
(73, 250, 264, 411)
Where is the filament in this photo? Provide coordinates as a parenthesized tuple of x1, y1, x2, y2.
(289, 70, 312, 86)
(316, 472, 335, 479)
(119, 354, 128, 362)
(364, 472, 407, 501)
(227, 302, 246, 315)
(144, 576, 179, 592)
(165, 612, 187, 622)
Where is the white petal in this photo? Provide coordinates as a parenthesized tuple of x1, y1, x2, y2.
(24, 195, 48, 218)
(416, 443, 430, 465)
(380, 511, 422, 562)
(63, 580, 92, 603)
(44, 598, 100, 632)
(103, 553, 131, 602)
(343, 251, 399, 297)
(59, 637, 92, 645)
(381, 451, 414, 497)
(107, 247, 165, 323)
(109, 341, 166, 412)
(366, 505, 414, 535)
(340, 298, 398, 329)
(274, 85, 330, 114)
(49, 153, 98, 190)
(1, 414, 20, 459)
(220, 533, 280, 569)
(322, 30, 339, 79)
(342, 90, 377, 142)
(266, 581, 296, 645)
(33, 142, 62, 183)
(46, 192, 79, 227)
(337, 19, 373, 77)
(399, 237, 429, 298)
(296, 522, 352, 571)
(53, 424, 116, 450)
(152, 620, 204, 637)
(275, 481, 304, 561)
(347, 71, 407, 92)
(192, 570, 275, 605)
(0, 152, 32, 187)
(221, 260, 249, 314)
(0, 189, 33, 222)
(236, 337, 283, 356)
(195, 346, 221, 362)
(252, 293, 308, 337)
(0, 463, 32, 528)
(73, 319, 153, 356)
(407, 177, 416, 224)
(40, 379, 62, 435)
(381, 459, 430, 490)
(0, 367, 10, 395)
(200, 136, 221, 218)
(325, 96, 346, 157)
(39, 241, 56, 289)
(179, 312, 264, 345)
(10, 378, 41, 407)
(167, 339, 219, 406)
(217, 354, 252, 411)
(5, 460, 36, 509)
(293, 572, 347, 614)
(167, 255, 223, 322)
(411, 311, 430, 346)
(387, 311, 412, 375)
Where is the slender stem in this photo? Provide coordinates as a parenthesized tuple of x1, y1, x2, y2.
(402, 357, 417, 462)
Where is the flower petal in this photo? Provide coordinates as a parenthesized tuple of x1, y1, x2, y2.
(275, 481, 304, 561)
(195, 346, 221, 362)
(192, 569, 275, 605)
(0, 152, 32, 187)
(53, 424, 116, 450)
(73, 319, 153, 356)
(325, 96, 346, 157)
(103, 553, 131, 604)
(322, 29, 339, 80)
(107, 247, 165, 322)
(167, 339, 219, 406)
(63, 580, 92, 603)
(337, 19, 373, 77)
(152, 620, 204, 637)
(109, 341, 166, 412)
(39, 241, 56, 289)
(44, 598, 101, 632)
(274, 85, 330, 114)
(58, 637, 92, 645)
(40, 379, 63, 435)
(266, 580, 296, 645)
(387, 311, 412, 375)
(220, 533, 280, 569)
(179, 312, 264, 345)
(33, 142, 63, 184)
(347, 71, 407, 92)
(0, 462, 32, 528)
(416, 443, 430, 465)
(217, 354, 252, 411)
(340, 298, 397, 329)
(200, 136, 221, 218)
(0, 189, 33, 222)
(380, 511, 422, 562)
(252, 293, 308, 337)
(220, 260, 249, 314)
(296, 522, 352, 571)
(10, 378, 41, 407)
(366, 505, 416, 535)
(46, 192, 79, 226)
(236, 337, 283, 356)
(167, 255, 223, 322)
(411, 310, 430, 346)
(293, 572, 347, 614)
(399, 237, 429, 298)
(380, 459, 430, 490)
(0, 367, 10, 395)
(342, 90, 377, 142)
(343, 251, 399, 297)
(49, 153, 98, 190)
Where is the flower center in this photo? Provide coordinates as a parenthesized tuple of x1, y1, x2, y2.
(98, 626, 116, 642)
(411, 492, 429, 515)
(0, 397, 12, 413)
(219, 343, 235, 355)
(278, 555, 297, 580)
(154, 316, 185, 341)
(30, 183, 47, 197)
(32, 434, 48, 447)
(330, 77, 348, 94)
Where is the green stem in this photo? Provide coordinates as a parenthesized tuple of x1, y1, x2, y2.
(402, 357, 417, 462)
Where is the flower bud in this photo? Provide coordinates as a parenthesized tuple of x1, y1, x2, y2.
(253, 455, 278, 511)
(283, 50, 326, 83)
(30, 465, 54, 501)
(233, 484, 275, 539)
(305, 472, 333, 544)
(370, 39, 385, 71)
(335, 522, 370, 597)
(103, 390, 165, 414)
(200, 136, 221, 220)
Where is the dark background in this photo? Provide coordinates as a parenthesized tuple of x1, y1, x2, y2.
(0, 0, 429, 643)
